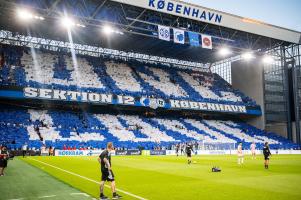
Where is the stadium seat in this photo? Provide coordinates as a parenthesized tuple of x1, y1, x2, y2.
(0, 45, 259, 107)
(0, 108, 298, 150)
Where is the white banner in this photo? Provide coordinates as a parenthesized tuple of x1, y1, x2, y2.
(158, 25, 170, 41)
(173, 28, 185, 44)
(201, 34, 212, 49)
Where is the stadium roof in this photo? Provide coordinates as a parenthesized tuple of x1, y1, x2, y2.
(114, 0, 301, 43)
(0, 0, 300, 63)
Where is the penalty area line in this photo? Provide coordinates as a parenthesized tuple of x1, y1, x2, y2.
(29, 158, 148, 200)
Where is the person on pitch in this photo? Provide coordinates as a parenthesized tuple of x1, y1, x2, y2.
(0, 146, 9, 176)
(237, 143, 244, 165)
(250, 142, 256, 159)
(98, 142, 122, 200)
(263, 142, 272, 169)
(22, 143, 27, 158)
(180, 143, 184, 155)
(186, 143, 193, 164)
(176, 143, 180, 156)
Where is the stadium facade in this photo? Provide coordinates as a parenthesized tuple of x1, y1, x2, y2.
(0, 0, 300, 151)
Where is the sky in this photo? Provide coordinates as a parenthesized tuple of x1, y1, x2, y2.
(184, 0, 301, 32)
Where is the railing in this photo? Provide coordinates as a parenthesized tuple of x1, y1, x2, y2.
(0, 30, 210, 72)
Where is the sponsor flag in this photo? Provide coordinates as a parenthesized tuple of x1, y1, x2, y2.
(173, 28, 185, 44)
(188, 32, 199, 46)
(158, 25, 170, 41)
(201, 34, 213, 49)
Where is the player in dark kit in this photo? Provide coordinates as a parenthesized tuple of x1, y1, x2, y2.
(263, 142, 272, 169)
(0, 146, 9, 176)
(186, 144, 193, 164)
(175, 144, 180, 156)
(98, 142, 122, 200)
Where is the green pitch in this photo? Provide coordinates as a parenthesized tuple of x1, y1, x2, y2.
(2, 155, 301, 200)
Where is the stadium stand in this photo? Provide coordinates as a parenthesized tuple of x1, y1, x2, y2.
(0, 108, 299, 150)
(0, 45, 299, 151)
(0, 45, 257, 106)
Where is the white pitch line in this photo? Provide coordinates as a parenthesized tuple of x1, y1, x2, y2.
(29, 158, 148, 200)
(70, 193, 90, 197)
(7, 198, 24, 200)
(38, 195, 57, 198)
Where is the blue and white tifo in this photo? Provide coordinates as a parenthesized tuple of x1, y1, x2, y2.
(0, 108, 298, 150)
(0, 0, 299, 158)
(0, 44, 299, 151)
(0, 45, 261, 115)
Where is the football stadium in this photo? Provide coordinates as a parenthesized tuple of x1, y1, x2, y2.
(0, 0, 301, 199)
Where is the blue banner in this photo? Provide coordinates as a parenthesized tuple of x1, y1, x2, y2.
(0, 87, 262, 116)
(188, 32, 200, 46)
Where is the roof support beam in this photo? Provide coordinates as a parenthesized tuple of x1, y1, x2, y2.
(46, 0, 61, 16)
(89, 0, 107, 19)
(126, 9, 146, 29)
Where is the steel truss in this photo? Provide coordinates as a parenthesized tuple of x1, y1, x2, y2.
(263, 44, 301, 144)
(0, 0, 286, 52)
(0, 29, 209, 71)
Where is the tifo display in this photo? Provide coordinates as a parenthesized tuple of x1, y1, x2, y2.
(0, 108, 297, 150)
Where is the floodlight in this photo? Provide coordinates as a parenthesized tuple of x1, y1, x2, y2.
(103, 25, 114, 34)
(17, 9, 45, 22)
(115, 30, 124, 35)
(61, 17, 75, 28)
(262, 55, 274, 64)
(218, 47, 232, 56)
(76, 23, 86, 28)
(102, 25, 124, 35)
(17, 9, 33, 20)
(242, 52, 255, 60)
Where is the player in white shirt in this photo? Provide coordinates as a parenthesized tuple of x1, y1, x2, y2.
(250, 142, 256, 159)
(237, 143, 244, 165)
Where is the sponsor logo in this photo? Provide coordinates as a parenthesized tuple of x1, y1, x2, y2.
(158, 25, 170, 41)
(209, 151, 226, 155)
(115, 150, 141, 155)
(203, 37, 211, 46)
(150, 150, 166, 155)
(159, 28, 170, 39)
(176, 32, 184, 41)
(58, 150, 84, 156)
(173, 28, 185, 44)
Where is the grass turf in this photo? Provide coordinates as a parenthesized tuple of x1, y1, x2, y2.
(7, 155, 301, 200)
(0, 158, 94, 200)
